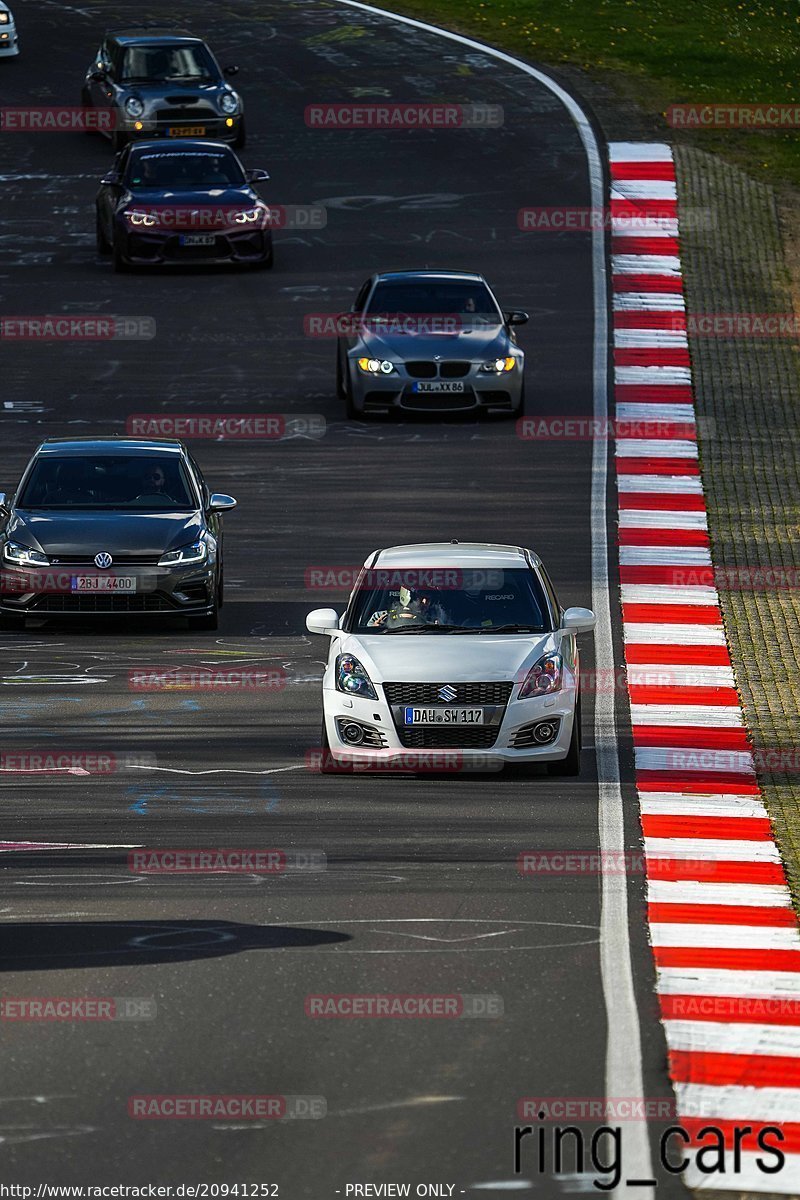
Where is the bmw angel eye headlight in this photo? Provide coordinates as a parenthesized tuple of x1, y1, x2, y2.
(3, 541, 50, 568)
(335, 653, 377, 700)
(480, 356, 516, 373)
(357, 358, 395, 375)
(158, 540, 207, 568)
(220, 92, 239, 115)
(234, 208, 260, 224)
(518, 652, 563, 699)
(126, 211, 157, 227)
(124, 96, 145, 118)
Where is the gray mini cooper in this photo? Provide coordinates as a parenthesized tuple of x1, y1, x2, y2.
(82, 28, 245, 152)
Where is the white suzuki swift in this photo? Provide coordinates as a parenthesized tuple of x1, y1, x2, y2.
(306, 542, 595, 775)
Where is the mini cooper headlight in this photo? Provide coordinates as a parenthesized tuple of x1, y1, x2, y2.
(3, 541, 50, 568)
(335, 653, 377, 700)
(158, 540, 207, 568)
(518, 652, 563, 698)
(220, 92, 239, 115)
(480, 357, 516, 373)
(126, 210, 157, 226)
(357, 358, 395, 375)
(124, 96, 145, 118)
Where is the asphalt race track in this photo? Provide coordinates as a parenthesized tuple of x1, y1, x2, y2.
(0, 2, 682, 1194)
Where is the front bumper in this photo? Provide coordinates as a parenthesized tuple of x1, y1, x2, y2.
(115, 227, 272, 267)
(320, 684, 576, 770)
(0, 28, 19, 55)
(115, 113, 242, 144)
(347, 361, 523, 415)
(0, 561, 215, 618)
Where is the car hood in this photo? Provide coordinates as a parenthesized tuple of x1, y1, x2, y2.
(353, 324, 512, 360)
(118, 186, 258, 207)
(9, 510, 203, 559)
(116, 80, 226, 98)
(339, 631, 558, 683)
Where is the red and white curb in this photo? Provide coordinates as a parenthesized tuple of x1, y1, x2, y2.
(610, 141, 800, 1193)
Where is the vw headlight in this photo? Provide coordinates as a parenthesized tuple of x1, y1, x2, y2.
(3, 541, 50, 569)
(480, 357, 516, 373)
(518, 652, 562, 698)
(357, 358, 395, 375)
(335, 653, 377, 700)
(220, 92, 239, 115)
(159, 540, 207, 567)
(124, 96, 145, 118)
(126, 210, 157, 227)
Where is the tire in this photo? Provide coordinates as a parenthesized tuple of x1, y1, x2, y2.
(232, 117, 246, 149)
(96, 213, 111, 256)
(0, 612, 25, 631)
(188, 583, 219, 631)
(81, 89, 95, 132)
(252, 242, 273, 270)
(508, 377, 525, 420)
(547, 695, 582, 777)
(113, 241, 131, 273)
(318, 717, 340, 774)
(336, 350, 346, 401)
(111, 130, 128, 153)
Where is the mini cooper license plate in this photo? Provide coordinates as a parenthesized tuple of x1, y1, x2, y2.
(412, 381, 465, 394)
(404, 707, 484, 725)
(168, 126, 206, 137)
(180, 234, 216, 246)
(71, 576, 136, 592)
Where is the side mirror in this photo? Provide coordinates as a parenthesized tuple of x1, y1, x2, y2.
(246, 168, 269, 183)
(504, 310, 529, 326)
(562, 606, 596, 635)
(223, 65, 240, 77)
(100, 173, 120, 186)
(306, 608, 339, 636)
(90, 70, 106, 82)
(208, 493, 237, 513)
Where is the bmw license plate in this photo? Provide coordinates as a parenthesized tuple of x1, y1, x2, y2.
(71, 576, 136, 592)
(404, 707, 484, 725)
(167, 126, 206, 137)
(412, 381, 465, 393)
(180, 234, 216, 246)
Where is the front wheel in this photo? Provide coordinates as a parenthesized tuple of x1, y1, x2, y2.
(318, 717, 340, 774)
(96, 213, 111, 255)
(113, 241, 131, 274)
(0, 612, 26, 631)
(188, 585, 219, 631)
(232, 116, 246, 149)
(547, 696, 582, 777)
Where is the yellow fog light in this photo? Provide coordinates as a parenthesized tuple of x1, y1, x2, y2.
(134, 121, 143, 131)
(225, 118, 234, 128)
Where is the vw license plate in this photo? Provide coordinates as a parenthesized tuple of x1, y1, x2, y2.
(404, 707, 484, 725)
(71, 576, 136, 592)
(412, 381, 465, 393)
(180, 234, 216, 246)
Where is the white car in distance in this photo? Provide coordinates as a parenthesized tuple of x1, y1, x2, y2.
(306, 542, 596, 775)
(0, 3, 19, 57)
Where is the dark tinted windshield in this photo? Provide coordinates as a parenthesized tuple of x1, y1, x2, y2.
(127, 150, 244, 190)
(366, 281, 500, 319)
(18, 456, 197, 510)
(347, 568, 550, 634)
(120, 44, 217, 82)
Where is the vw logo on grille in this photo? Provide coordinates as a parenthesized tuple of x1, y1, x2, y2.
(94, 552, 113, 569)
(438, 684, 458, 703)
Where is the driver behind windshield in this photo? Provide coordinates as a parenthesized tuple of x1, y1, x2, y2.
(367, 586, 449, 630)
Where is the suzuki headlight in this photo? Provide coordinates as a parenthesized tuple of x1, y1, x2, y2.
(124, 96, 145, 118)
(220, 92, 239, 115)
(159, 540, 207, 567)
(357, 358, 395, 374)
(126, 210, 157, 227)
(3, 541, 50, 568)
(480, 357, 516, 373)
(335, 653, 377, 700)
(518, 652, 562, 698)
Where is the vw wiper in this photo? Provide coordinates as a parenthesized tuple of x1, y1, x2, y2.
(385, 623, 467, 634)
